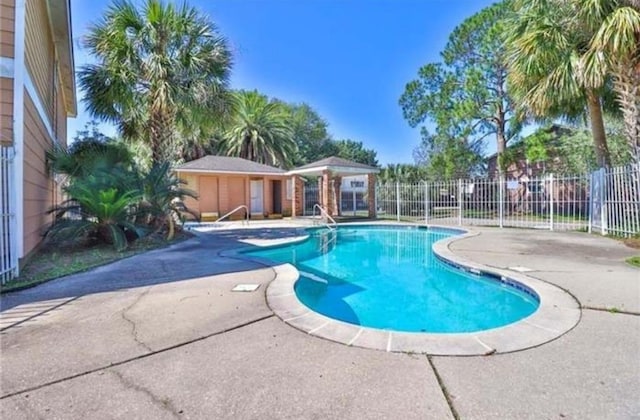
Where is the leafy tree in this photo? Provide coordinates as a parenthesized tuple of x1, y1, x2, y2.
(522, 121, 633, 174)
(218, 90, 296, 167)
(79, 0, 232, 165)
(400, 1, 519, 174)
(333, 139, 378, 167)
(413, 129, 485, 180)
(506, 0, 616, 167)
(579, 0, 640, 161)
(284, 103, 337, 166)
(48, 125, 134, 182)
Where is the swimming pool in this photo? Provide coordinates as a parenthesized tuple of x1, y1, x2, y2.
(246, 225, 539, 333)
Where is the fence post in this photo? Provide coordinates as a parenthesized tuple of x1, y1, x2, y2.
(396, 181, 401, 222)
(601, 168, 607, 235)
(458, 179, 463, 226)
(424, 181, 429, 226)
(588, 171, 593, 234)
(499, 176, 504, 228)
(549, 173, 554, 231)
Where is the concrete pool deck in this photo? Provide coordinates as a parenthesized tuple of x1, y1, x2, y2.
(1, 222, 639, 419)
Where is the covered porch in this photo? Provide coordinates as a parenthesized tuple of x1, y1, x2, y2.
(287, 157, 379, 218)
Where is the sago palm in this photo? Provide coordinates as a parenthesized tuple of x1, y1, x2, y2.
(79, 0, 232, 165)
(579, 0, 640, 161)
(506, 0, 612, 167)
(138, 162, 198, 240)
(219, 91, 296, 167)
(48, 177, 143, 251)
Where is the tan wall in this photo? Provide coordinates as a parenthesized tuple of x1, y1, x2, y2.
(177, 172, 293, 219)
(0, 0, 14, 58)
(0, 76, 11, 145)
(25, 0, 54, 123)
(181, 173, 200, 214)
(199, 176, 218, 213)
(23, 91, 54, 255)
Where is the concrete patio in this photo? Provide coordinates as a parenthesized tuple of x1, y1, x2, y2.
(1, 223, 638, 419)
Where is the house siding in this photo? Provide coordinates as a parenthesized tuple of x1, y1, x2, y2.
(23, 91, 54, 255)
(0, 0, 14, 58)
(25, 0, 54, 124)
(0, 76, 12, 145)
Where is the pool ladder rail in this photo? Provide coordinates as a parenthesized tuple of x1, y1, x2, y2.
(215, 205, 249, 225)
(312, 204, 337, 231)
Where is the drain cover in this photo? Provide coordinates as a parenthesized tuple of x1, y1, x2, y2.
(231, 284, 260, 292)
(507, 266, 535, 273)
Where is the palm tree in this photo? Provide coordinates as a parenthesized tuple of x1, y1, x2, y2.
(218, 91, 296, 167)
(506, 0, 612, 167)
(78, 0, 232, 165)
(579, 0, 640, 161)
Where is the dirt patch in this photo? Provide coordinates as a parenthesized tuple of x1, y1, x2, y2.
(623, 236, 640, 249)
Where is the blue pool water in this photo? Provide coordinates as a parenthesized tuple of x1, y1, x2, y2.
(247, 226, 539, 333)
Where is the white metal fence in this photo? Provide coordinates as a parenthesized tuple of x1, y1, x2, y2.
(1, 146, 18, 284)
(377, 165, 640, 237)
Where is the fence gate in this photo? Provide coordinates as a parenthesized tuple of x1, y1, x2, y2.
(303, 183, 320, 216)
(0, 146, 18, 284)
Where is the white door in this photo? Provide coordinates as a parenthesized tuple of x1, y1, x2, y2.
(250, 180, 264, 214)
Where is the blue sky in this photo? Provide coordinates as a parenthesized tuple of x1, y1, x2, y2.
(69, 0, 496, 165)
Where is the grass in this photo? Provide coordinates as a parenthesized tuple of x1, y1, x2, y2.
(626, 256, 640, 268)
(1, 231, 192, 294)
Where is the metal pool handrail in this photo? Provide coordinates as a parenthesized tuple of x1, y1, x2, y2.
(215, 205, 249, 225)
(313, 204, 337, 230)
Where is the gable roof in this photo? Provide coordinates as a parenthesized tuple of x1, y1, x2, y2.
(175, 156, 287, 175)
(290, 156, 379, 175)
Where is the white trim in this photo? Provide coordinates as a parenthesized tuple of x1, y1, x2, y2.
(176, 168, 288, 177)
(286, 166, 379, 176)
(24, 70, 59, 145)
(0, 57, 14, 78)
(13, 0, 26, 260)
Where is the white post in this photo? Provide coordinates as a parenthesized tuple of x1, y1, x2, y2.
(458, 179, 463, 226)
(588, 171, 593, 233)
(499, 176, 504, 228)
(600, 168, 607, 235)
(549, 173, 554, 231)
(424, 181, 429, 225)
(396, 181, 401, 222)
(12, 0, 26, 270)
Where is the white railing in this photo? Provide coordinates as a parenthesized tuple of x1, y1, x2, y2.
(313, 204, 337, 230)
(215, 205, 249, 225)
(214, 204, 249, 225)
(1, 146, 18, 284)
(376, 164, 640, 237)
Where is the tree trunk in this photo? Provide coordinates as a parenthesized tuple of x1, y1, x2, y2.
(586, 90, 611, 168)
(611, 61, 640, 163)
(166, 214, 175, 241)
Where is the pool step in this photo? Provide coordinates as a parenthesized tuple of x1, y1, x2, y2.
(299, 271, 328, 284)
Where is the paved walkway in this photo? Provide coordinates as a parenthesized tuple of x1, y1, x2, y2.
(1, 224, 638, 419)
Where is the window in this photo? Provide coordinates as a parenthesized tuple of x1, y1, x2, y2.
(286, 179, 293, 200)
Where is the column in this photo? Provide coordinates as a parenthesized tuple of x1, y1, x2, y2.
(368, 173, 377, 218)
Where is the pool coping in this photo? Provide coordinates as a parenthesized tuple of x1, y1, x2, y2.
(223, 223, 581, 356)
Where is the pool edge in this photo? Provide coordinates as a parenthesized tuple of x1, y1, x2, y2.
(228, 222, 582, 356)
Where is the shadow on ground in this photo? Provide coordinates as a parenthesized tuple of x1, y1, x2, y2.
(0, 228, 306, 313)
